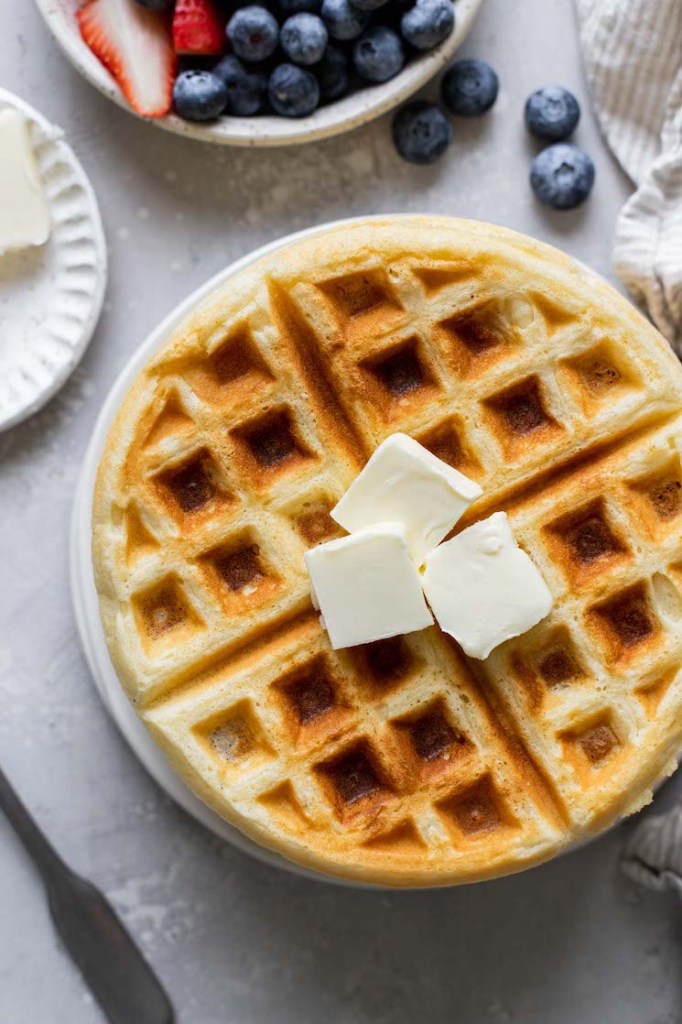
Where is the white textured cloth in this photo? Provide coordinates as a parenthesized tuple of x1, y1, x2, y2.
(575, 0, 682, 352)
(622, 805, 682, 897)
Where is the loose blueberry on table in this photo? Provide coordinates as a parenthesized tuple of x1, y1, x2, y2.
(392, 100, 452, 165)
(75, 0, 459, 122)
(441, 58, 498, 116)
(525, 85, 580, 141)
(530, 143, 595, 210)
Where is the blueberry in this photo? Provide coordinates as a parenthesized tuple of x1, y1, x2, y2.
(530, 143, 595, 209)
(226, 6, 279, 63)
(268, 63, 320, 116)
(321, 0, 368, 41)
(353, 26, 404, 83)
(525, 86, 580, 141)
(401, 0, 454, 51)
(442, 59, 499, 116)
(349, 0, 388, 9)
(281, 13, 328, 65)
(279, 0, 321, 10)
(316, 44, 349, 101)
(392, 100, 452, 164)
(213, 54, 267, 116)
(173, 69, 228, 121)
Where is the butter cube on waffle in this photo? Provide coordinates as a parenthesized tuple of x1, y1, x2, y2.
(305, 522, 433, 649)
(423, 512, 552, 659)
(332, 432, 482, 565)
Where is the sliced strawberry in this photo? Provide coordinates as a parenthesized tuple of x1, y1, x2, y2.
(173, 0, 226, 56)
(77, 0, 177, 118)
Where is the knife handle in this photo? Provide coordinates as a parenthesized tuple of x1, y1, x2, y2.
(0, 762, 66, 882)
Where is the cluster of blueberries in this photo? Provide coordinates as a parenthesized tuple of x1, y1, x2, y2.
(525, 86, 595, 210)
(394, 68, 595, 210)
(392, 58, 497, 163)
(137, 0, 593, 208)
(167, 0, 458, 121)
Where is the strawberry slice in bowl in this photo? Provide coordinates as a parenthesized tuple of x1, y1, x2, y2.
(173, 0, 226, 57)
(77, 0, 177, 117)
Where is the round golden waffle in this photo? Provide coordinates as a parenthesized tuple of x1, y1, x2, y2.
(93, 217, 682, 886)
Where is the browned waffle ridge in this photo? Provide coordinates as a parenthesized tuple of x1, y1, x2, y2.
(93, 217, 682, 886)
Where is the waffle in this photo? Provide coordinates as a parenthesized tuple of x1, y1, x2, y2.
(93, 217, 682, 886)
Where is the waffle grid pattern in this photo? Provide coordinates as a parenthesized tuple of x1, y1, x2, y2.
(94, 220, 682, 884)
(487, 417, 682, 824)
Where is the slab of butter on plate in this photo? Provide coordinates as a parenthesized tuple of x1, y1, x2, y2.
(0, 107, 51, 257)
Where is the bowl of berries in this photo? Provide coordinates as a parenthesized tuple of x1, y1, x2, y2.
(35, 0, 484, 145)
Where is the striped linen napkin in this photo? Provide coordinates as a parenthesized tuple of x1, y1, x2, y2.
(575, 0, 682, 354)
(575, 0, 682, 893)
(622, 806, 682, 897)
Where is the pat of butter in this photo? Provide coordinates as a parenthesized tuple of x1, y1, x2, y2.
(332, 433, 482, 565)
(422, 511, 552, 659)
(0, 108, 51, 257)
(305, 522, 434, 650)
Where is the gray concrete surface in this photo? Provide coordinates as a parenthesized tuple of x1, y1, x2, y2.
(1, 0, 681, 1021)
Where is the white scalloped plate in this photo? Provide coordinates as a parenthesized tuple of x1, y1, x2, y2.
(35, 0, 484, 147)
(0, 89, 106, 432)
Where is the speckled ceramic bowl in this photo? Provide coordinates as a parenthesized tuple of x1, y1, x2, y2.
(35, 0, 485, 147)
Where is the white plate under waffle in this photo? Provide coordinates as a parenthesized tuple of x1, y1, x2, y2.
(0, 89, 106, 432)
(70, 221, 382, 885)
